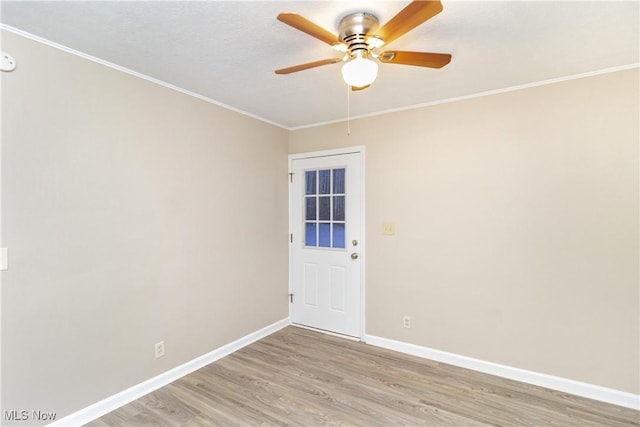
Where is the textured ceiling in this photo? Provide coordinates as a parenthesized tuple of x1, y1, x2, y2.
(1, 1, 638, 129)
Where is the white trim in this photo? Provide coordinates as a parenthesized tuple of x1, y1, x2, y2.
(48, 318, 290, 427)
(291, 323, 360, 342)
(289, 146, 367, 161)
(0, 54, 3, 418)
(365, 334, 640, 411)
(290, 63, 640, 131)
(0, 24, 288, 131)
(288, 146, 366, 341)
(3, 24, 637, 132)
(358, 149, 366, 340)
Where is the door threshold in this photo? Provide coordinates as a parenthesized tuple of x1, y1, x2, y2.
(291, 323, 362, 342)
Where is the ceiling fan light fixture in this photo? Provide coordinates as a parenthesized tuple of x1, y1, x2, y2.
(341, 56, 378, 88)
(275, 2, 451, 89)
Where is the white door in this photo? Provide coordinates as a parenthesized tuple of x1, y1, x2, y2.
(290, 151, 363, 338)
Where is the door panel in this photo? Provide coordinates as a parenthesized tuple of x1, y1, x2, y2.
(304, 263, 319, 306)
(330, 266, 347, 312)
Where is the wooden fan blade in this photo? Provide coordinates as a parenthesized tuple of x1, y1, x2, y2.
(379, 51, 451, 68)
(275, 58, 342, 75)
(277, 13, 340, 46)
(376, 0, 443, 46)
(352, 85, 371, 91)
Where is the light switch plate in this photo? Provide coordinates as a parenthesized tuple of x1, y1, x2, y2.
(0, 248, 8, 271)
(382, 222, 396, 235)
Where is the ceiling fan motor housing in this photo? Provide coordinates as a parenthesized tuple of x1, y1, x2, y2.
(338, 12, 380, 58)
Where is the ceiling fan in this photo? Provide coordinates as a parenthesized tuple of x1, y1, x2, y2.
(275, 0, 452, 90)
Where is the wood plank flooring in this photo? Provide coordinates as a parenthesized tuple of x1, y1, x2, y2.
(88, 326, 639, 426)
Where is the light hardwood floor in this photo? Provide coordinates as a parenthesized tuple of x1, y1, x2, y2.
(88, 326, 639, 426)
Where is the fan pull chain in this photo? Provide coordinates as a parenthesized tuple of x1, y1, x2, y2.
(347, 83, 351, 136)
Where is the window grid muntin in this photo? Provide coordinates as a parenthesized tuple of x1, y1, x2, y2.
(304, 167, 346, 250)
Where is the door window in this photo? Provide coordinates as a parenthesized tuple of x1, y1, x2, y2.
(304, 168, 346, 249)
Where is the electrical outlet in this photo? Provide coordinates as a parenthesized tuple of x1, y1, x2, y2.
(403, 316, 411, 328)
(155, 341, 165, 358)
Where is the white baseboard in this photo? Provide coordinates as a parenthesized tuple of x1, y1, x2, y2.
(49, 318, 290, 427)
(365, 334, 639, 411)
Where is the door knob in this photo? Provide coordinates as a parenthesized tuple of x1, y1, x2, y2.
(351, 252, 359, 260)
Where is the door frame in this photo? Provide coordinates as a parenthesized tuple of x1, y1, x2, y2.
(288, 146, 366, 340)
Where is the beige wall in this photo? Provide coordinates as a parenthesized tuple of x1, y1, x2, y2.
(290, 68, 639, 394)
(1, 30, 289, 423)
(1, 27, 638, 423)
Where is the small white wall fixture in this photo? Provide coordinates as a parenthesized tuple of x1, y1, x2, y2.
(1, 51, 17, 71)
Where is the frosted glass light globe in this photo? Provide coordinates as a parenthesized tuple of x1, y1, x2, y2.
(341, 57, 378, 87)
